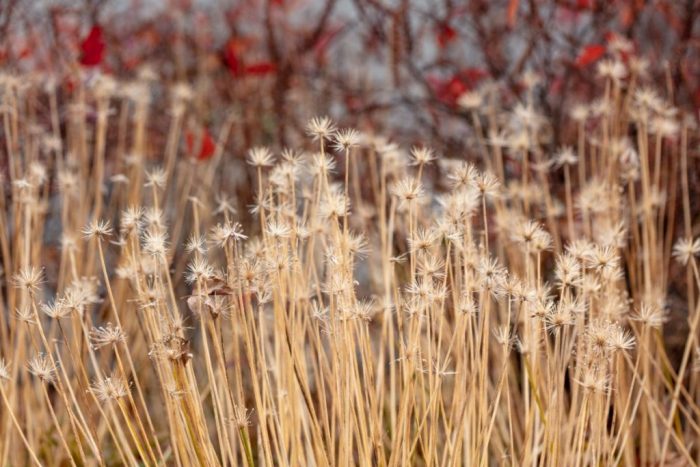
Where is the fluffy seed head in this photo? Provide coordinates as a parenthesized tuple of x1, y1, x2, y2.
(306, 116, 336, 141)
(332, 128, 361, 152)
(90, 323, 127, 349)
(82, 219, 113, 240)
(247, 146, 275, 168)
(13, 267, 44, 295)
(672, 237, 700, 265)
(27, 353, 57, 383)
(91, 374, 130, 401)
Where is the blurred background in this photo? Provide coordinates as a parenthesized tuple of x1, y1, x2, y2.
(2, 0, 700, 152)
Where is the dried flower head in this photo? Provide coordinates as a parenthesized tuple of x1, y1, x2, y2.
(186, 258, 215, 284)
(474, 171, 501, 198)
(555, 146, 578, 167)
(12, 267, 44, 295)
(90, 323, 127, 349)
(332, 128, 361, 152)
(210, 221, 247, 247)
(409, 146, 436, 166)
(233, 405, 254, 428)
(185, 234, 207, 255)
(145, 167, 167, 189)
(306, 116, 336, 141)
(265, 220, 292, 239)
(575, 369, 609, 394)
(391, 178, 425, 208)
(91, 374, 130, 401)
(82, 219, 113, 240)
(247, 146, 275, 168)
(142, 230, 169, 259)
(633, 302, 667, 328)
(672, 237, 700, 266)
(27, 353, 57, 383)
(41, 300, 71, 320)
(554, 254, 582, 289)
(120, 206, 143, 234)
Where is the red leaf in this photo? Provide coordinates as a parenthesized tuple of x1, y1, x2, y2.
(507, 0, 519, 28)
(244, 61, 276, 75)
(223, 39, 244, 77)
(575, 44, 605, 68)
(436, 23, 457, 48)
(618, 4, 634, 28)
(18, 47, 32, 60)
(79, 26, 105, 67)
(186, 129, 216, 161)
(446, 77, 468, 99)
(64, 76, 77, 94)
(429, 69, 488, 106)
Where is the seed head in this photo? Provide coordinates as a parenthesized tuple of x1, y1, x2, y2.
(210, 221, 247, 248)
(247, 146, 275, 168)
(214, 193, 237, 216)
(391, 178, 424, 206)
(575, 369, 609, 394)
(332, 128, 361, 152)
(554, 253, 582, 289)
(233, 405, 253, 428)
(555, 146, 578, 167)
(633, 302, 667, 328)
(91, 374, 130, 401)
(265, 220, 292, 239)
(474, 171, 501, 198)
(82, 219, 113, 241)
(145, 167, 167, 189)
(120, 206, 143, 234)
(27, 353, 57, 383)
(409, 146, 436, 166)
(90, 323, 127, 349)
(672, 237, 700, 266)
(12, 267, 44, 295)
(185, 234, 207, 255)
(306, 116, 336, 142)
(41, 300, 71, 320)
(186, 258, 215, 284)
(608, 325, 635, 353)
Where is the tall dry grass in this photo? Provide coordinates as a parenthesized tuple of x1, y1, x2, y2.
(0, 57, 699, 466)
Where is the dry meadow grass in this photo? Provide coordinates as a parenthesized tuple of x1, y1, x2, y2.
(0, 46, 700, 466)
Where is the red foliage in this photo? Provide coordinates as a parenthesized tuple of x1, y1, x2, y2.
(224, 39, 243, 77)
(575, 44, 605, 67)
(186, 128, 216, 161)
(79, 26, 105, 67)
(507, 0, 519, 28)
(244, 61, 277, 75)
(223, 38, 275, 77)
(429, 68, 488, 106)
(436, 23, 457, 48)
